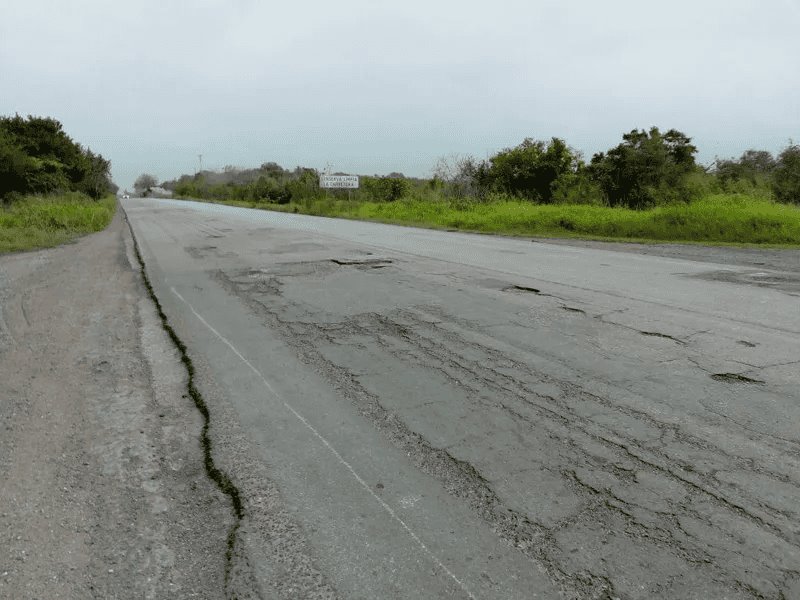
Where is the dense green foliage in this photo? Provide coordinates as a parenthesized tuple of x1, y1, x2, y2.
(165, 125, 800, 244)
(715, 149, 775, 190)
(588, 128, 698, 209)
(162, 163, 419, 204)
(772, 144, 800, 204)
(166, 127, 799, 213)
(476, 137, 578, 202)
(0, 115, 116, 201)
(0, 193, 116, 253)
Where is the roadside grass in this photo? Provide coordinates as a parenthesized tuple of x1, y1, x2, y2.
(177, 193, 800, 246)
(0, 193, 117, 253)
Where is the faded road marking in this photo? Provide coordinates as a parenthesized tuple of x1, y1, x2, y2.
(170, 286, 478, 600)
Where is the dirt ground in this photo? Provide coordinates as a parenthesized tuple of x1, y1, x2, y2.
(0, 210, 233, 599)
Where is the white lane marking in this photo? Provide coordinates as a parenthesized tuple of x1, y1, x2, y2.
(170, 287, 477, 600)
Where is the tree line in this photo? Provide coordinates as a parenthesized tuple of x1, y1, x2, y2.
(156, 162, 415, 204)
(153, 127, 799, 209)
(435, 128, 799, 208)
(0, 115, 117, 202)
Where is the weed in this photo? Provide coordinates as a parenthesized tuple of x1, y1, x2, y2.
(0, 193, 116, 253)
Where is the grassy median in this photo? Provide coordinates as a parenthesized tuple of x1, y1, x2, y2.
(0, 193, 117, 253)
(184, 193, 800, 246)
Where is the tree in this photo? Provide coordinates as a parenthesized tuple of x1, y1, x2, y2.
(259, 162, 286, 177)
(134, 173, 158, 195)
(286, 167, 322, 200)
(1, 115, 82, 169)
(772, 143, 800, 204)
(715, 149, 775, 189)
(589, 127, 698, 208)
(431, 154, 485, 198)
(0, 114, 114, 201)
(0, 129, 34, 201)
(363, 176, 409, 202)
(250, 175, 292, 203)
(740, 149, 776, 174)
(76, 149, 113, 199)
(485, 137, 577, 202)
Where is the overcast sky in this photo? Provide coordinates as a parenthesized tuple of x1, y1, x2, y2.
(2, 0, 798, 190)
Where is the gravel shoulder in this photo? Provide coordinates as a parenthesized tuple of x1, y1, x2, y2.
(0, 210, 232, 599)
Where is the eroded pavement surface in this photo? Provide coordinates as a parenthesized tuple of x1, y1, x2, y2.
(124, 199, 800, 599)
(0, 210, 232, 598)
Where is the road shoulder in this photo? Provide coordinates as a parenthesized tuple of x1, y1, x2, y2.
(0, 211, 232, 598)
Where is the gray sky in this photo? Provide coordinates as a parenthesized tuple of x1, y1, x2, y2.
(2, 0, 798, 190)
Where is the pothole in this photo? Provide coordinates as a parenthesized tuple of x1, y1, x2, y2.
(331, 258, 393, 269)
(504, 285, 542, 294)
(711, 373, 764, 385)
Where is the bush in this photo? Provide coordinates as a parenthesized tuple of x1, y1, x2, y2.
(0, 115, 114, 200)
(589, 127, 698, 209)
(551, 170, 604, 205)
(773, 144, 800, 204)
(483, 137, 578, 203)
(362, 175, 410, 202)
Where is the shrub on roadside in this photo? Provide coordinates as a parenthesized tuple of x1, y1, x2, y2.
(588, 127, 698, 209)
(772, 144, 800, 204)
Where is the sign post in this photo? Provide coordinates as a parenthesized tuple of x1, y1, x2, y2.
(319, 174, 360, 189)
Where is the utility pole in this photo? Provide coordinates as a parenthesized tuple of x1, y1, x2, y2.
(197, 154, 203, 175)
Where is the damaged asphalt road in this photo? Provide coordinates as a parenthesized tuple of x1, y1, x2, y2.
(122, 198, 800, 599)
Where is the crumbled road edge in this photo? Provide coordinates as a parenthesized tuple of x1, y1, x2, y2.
(123, 211, 245, 587)
(122, 208, 340, 600)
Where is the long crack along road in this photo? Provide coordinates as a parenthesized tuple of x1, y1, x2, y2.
(123, 198, 799, 599)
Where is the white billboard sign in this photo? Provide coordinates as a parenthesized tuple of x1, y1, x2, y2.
(320, 174, 359, 189)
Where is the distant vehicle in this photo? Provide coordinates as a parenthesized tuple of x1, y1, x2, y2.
(122, 194, 130, 199)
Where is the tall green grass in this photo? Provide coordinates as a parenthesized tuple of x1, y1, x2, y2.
(351, 195, 800, 244)
(188, 193, 800, 245)
(0, 193, 117, 253)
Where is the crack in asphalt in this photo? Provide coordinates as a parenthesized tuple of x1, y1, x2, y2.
(639, 331, 687, 345)
(711, 373, 766, 385)
(215, 265, 800, 599)
(388, 314, 799, 532)
(124, 213, 244, 595)
(213, 270, 614, 600)
(561, 306, 587, 314)
(503, 284, 544, 294)
(330, 257, 393, 267)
